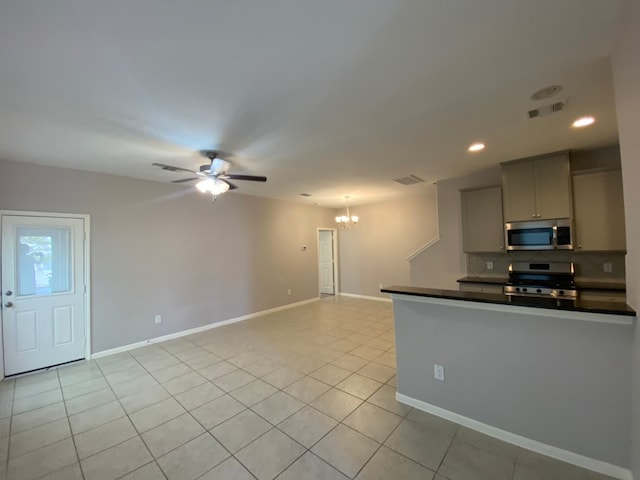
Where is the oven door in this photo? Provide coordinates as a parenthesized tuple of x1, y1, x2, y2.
(505, 219, 572, 251)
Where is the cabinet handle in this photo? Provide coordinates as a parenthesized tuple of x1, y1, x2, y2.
(531, 214, 536, 218)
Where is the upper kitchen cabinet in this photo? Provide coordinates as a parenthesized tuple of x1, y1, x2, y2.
(572, 169, 626, 251)
(461, 186, 504, 253)
(502, 152, 572, 222)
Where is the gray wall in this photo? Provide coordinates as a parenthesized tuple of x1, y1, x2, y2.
(337, 187, 438, 298)
(410, 166, 502, 289)
(0, 158, 336, 352)
(394, 297, 633, 468)
(612, 0, 640, 476)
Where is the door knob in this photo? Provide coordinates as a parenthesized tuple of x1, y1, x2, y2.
(4, 302, 13, 308)
(5, 290, 12, 296)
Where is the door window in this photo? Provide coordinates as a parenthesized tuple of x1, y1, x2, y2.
(16, 227, 72, 297)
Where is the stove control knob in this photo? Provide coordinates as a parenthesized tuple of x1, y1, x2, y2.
(536, 288, 542, 294)
(522, 287, 528, 293)
(515, 287, 520, 292)
(559, 290, 565, 296)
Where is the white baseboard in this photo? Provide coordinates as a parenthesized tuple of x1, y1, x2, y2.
(339, 292, 392, 303)
(91, 297, 320, 359)
(396, 393, 633, 480)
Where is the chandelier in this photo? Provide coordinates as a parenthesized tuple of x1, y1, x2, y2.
(335, 196, 359, 228)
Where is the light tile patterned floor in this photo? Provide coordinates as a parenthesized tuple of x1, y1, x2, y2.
(0, 296, 617, 480)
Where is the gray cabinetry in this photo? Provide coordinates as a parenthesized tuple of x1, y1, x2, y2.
(461, 186, 504, 253)
(502, 153, 572, 222)
(572, 169, 626, 251)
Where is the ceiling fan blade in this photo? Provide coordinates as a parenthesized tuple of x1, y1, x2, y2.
(223, 174, 267, 182)
(221, 179, 238, 190)
(172, 177, 199, 183)
(152, 162, 197, 174)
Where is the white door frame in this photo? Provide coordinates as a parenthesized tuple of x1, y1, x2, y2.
(0, 210, 91, 378)
(317, 228, 339, 295)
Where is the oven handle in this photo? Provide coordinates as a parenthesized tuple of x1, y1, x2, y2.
(552, 225, 558, 249)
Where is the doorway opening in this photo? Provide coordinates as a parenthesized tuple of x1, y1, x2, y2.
(1, 211, 91, 378)
(317, 228, 338, 296)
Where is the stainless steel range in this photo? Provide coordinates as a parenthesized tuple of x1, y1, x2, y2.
(504, 262, 577, 300)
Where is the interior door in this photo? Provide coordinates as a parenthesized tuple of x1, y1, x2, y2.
(1, 215, 86, 376)
(318, 230, 335, 295)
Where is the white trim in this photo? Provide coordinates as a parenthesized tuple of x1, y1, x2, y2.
(397, 393, 633, 480)
(405, 236, 440, 261)
(339, 292, 392, 303)
(91, 296, 320, 359)
(389, 293, 636, 326)
(405, 182, 440, 262)
(0, 210, 91, 379)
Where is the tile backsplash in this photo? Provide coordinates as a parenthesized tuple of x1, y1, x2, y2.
(467, 251, 626, 283)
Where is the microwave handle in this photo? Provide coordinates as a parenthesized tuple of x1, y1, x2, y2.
(552, 225, 558, 249)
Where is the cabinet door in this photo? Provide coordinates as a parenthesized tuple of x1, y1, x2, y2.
(573, 170, 626, 251)
(534, 154, 572, 220)
(502, 162, 536, 221)
(461, 186, 504, 252)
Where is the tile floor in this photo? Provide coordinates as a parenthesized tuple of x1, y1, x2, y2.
(0, 296, 616, 480)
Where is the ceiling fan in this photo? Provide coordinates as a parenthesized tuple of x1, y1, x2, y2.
(153, 151, 267, 201)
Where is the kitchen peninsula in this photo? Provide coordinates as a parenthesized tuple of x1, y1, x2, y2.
(381, 285, 635, 478)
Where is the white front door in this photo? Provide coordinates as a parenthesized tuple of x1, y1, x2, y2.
(319, 230, 335, 295)
(1, 215, 86, 376)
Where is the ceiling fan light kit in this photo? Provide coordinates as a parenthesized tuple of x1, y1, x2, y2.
(196, 177, 230, 195)
(335, 196, 359, 229)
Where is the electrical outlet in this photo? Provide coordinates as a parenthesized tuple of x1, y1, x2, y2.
(287, 289, 292, 295)
(434, 364, 445, 381)
(603, 262, 613, 273)
(154, 315, 162, 324)
(379, 283, 383, 290)
(486, 261, 494, 270)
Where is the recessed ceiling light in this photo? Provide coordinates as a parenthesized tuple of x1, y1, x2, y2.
(572, 116, 595, 128)
(530, 85, 563, 101)
(468, 143, 485, 152)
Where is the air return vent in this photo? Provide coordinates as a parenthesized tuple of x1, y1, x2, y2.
(528, 100, 567, 119)
(394, 174, 425, 186)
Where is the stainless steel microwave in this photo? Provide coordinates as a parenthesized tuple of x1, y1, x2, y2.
(505, 219, 573, 251)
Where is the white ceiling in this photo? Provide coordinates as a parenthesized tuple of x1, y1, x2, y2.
(0, 1, 622, 207)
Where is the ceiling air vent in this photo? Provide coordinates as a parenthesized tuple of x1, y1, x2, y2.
(394, 174, 425, 186)
(528, 100, 567, 119)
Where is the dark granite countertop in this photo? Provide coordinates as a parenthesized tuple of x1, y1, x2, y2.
(381, 285, 636, 317)
(457, 276, 626, 292)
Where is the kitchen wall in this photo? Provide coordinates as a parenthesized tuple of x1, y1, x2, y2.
(409, 166, 502, 289)
(337, 186, 438, 298)
(0, 158, 336, 353)
(612, 0, 640, 476)
(466, 251, 626, 283)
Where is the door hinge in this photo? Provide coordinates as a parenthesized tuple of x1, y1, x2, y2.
(84, 285, 87, 293)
